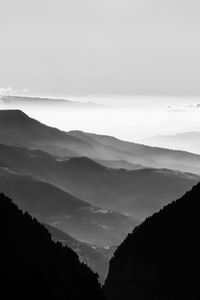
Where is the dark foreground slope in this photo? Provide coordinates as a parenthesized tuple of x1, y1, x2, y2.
(0, 193, 105, 300)
(45, 224, 115, 284)
(104, 183, 200, 300)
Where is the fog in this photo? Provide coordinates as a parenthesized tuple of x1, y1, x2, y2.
(1, 96, 200, 143)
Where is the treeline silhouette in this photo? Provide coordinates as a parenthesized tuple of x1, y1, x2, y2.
(1, 183, 200, 300)
(0, 193, 105, 300)
(104, 183, 200, 300)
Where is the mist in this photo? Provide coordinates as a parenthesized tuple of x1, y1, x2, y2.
(1, 95, 200, 143)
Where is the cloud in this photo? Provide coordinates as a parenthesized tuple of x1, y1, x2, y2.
(167, 105, 186, 112)
(0, 86, 16, 96)
(0, 86, 29, 96)
(167, 104, 200, 113)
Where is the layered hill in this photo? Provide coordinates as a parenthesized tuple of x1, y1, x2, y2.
(0, 167, 133, 246)
(0, 193, 105, 300)
(0, 142, 199, 219)
(104, 183, 200, 300)
(1, 110, 200, 174)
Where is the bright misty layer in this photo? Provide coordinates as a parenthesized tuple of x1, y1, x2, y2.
(0, 100, 200, 299)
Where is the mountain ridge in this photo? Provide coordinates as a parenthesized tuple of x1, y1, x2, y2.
(0, 165, 134, 246)
(104, 183, 200, 299)
(0, 142, 199, 220)
(1, 110, 200, 176)
(45, 224, 114, 284)
(0, 193, 105, 300)
(0, 95, 106, 108)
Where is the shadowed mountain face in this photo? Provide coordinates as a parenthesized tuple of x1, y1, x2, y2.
(0, 167, 134, 247)
(0, 193, 105, 300)
(1, 110, 200, 174)
(0, 143, 199, 220)
(104, 184, 200, 300)
(45, 224, 115, 284)
(56, 157, 200, 219)
(142, 131, 200, 154)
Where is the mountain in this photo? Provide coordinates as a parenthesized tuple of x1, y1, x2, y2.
(0, 109, 90, 157)
(69, 130, 200, 174)
(95, 159, 143, 170)
(0, 166, 134, 246)
(0, 95, 105, 109)
(0, 142, 199, 220)
(45, 224, 115, 284)
(142, 131, 200, 154)
(55, 157, 200, 219)
(0, 193, 105, 300)
(1, 110, 200, 174)
(104, 183, 200, 300)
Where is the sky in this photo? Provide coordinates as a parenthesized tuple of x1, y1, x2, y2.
(1, 0, 200, 98)
(1, 1, 200, 142)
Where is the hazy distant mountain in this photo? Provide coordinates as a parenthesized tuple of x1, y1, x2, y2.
(0, 143, 199, 220)
(0, 193, 104, 300)
(45, 224, 115, 284)
(0, 167, 134, 247)
(104, 183, 200, 300)
(142, 131, 200, 154)
(56, 157, 199, 219)
(1, 110, 200, 175)
(70, 130, 200, 174)
(0, 95, 105, 109)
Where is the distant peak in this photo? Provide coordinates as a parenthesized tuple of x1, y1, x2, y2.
(0, 109, 31, 122)
(0, 109, 28, 117)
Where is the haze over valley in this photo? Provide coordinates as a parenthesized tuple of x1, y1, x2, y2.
(0, 107, 200, 283)
(1, 94, 200, 146)
(1, 0, 200, 298)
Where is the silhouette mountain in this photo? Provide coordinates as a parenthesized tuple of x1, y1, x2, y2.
(0, 193, 105, 300)
(104, 183, 200, 300)
(45, 224, 115, 284)
(0, 166, 134, 246)
(1, 110, 200, 174)
(0, 142, 199, 219)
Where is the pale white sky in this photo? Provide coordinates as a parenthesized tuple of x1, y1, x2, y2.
(1, 1, 200, 141)
(1, 0, 200, 97)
